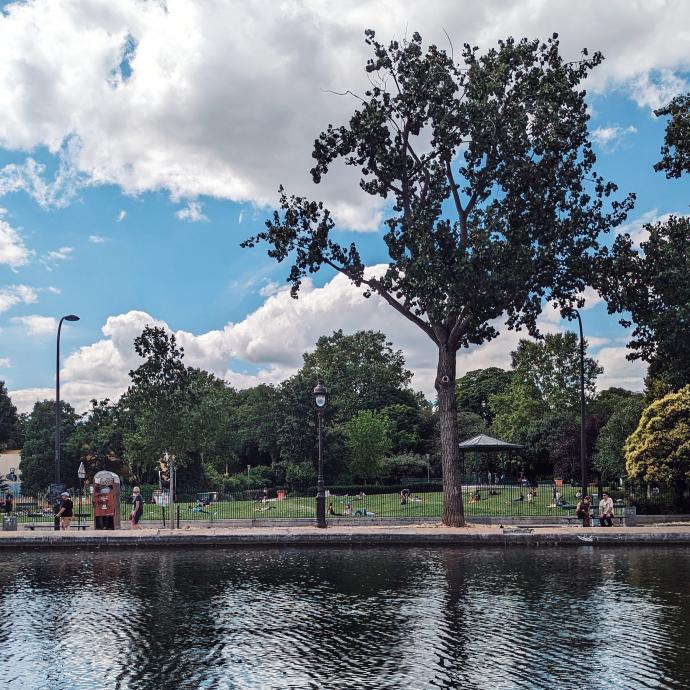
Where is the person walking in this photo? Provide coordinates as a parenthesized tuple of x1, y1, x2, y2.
(56, 491, 73, 531)
(599, 492, 614, 527)
(3, 491, 12, 515)
(130, 486, 144, 529)
(576, 495, 592, 527)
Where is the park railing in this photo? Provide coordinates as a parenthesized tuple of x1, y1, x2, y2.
(8, 480, 654, 525)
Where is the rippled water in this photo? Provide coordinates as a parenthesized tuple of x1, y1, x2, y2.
(1, 547, 690, 689)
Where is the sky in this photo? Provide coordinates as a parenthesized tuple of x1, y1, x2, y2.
(0, 0, 688, 413)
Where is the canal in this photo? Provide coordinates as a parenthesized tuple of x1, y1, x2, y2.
(1, 546, 689, 689)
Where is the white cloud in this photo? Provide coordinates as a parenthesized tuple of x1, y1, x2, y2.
(616, 209, 689, 247)
(591, 124, 637, 152)
(258, 280, 282, 297)
(176, 201, 208, 222)
(0, 284, 38, 313)
(7, 266, 645, 413)
(40, 245, 74, 270)
(0, 358, 10, 368)
(595, 346, 647, 391)
(0, 1, 688, 230)
(116, 210, 126, 222)
(47, 286, 61, 294)
(11, 315, 59, 335)
(88, 234, 109, 243)
(0, 209, 31, 270)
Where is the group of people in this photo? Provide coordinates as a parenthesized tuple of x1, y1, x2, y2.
(576, 492, 615, 527)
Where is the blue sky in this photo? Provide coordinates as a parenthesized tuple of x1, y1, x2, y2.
(0, 0, 688, 411)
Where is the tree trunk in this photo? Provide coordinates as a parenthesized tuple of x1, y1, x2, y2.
(436, 344, 465, 526)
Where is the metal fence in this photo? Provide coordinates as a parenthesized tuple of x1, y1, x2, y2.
(5, 480, 654, 526)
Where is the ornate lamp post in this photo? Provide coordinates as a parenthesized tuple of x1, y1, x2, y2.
(77, 462, 86, 528)
(312, 381, 328, 528)
(568, 308, 587, 499)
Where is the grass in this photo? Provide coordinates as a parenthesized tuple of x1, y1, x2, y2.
(12, 484, 624, 523)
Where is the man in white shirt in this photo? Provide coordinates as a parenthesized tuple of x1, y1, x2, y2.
(599, 492, 614, 527)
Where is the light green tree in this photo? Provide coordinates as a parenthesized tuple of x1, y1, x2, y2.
(343, 410, 392, 481)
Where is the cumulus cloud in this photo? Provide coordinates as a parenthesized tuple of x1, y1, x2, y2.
(0, 209, 31, 270)
(10, 315, 59, 335)
(616, 209, 688, 247)
(40, 245, 74, 270)
(8, 267, 643, 412)
(176, 201, 208, 222)
(0, 357, 10, 368)
(591, 124, 637, 152)
(0, 1, 688, 230)
(0, 284, 38, 313)
(88, 234, 109, 243)
(258, 280, 281, 297)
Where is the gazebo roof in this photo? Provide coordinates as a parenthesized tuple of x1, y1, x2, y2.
(458, 434, 523, 451)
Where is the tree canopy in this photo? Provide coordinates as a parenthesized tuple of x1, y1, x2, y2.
(243, 30, 633, 525)
(654, 94, 690, 179)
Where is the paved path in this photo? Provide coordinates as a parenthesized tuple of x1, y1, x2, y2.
(3, 523, 690, 548)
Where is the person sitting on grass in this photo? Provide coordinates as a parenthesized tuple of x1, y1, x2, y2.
(344, 503, 353, 516)
(400, 488, 411, 505)
(469, 490, 481, 504)
(512, 493, 525, 503)
(354, 508, 376, 517)
(253, 504, 275, 513)
(327, 501, 342, 516)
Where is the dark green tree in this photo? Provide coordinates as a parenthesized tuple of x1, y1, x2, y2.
(654, 94, 690, 178)
(600, 216, 690, 390)
(243, 31, 633, 525)
(594, 395, 645, 481)
(343, 410, 392, 480)
(455, 368, 512, 423)
(0, 381, 20, 450)
(19, 400, 79, 495)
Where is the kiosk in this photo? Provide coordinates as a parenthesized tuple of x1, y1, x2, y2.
(93, 471, 121, 530)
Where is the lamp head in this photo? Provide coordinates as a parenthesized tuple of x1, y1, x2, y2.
(64, 314, 80, 322)
(313, 380, 328, 409)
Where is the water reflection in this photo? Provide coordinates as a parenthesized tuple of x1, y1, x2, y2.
(1, 547, 690, 689)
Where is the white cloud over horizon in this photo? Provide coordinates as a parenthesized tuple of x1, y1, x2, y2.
(8, 268, 645, 413)
(10, 315, 59, 336)
(0, 1, 688, 230)
(0, 209, 31, 270)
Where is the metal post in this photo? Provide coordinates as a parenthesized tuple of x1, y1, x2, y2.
(316, 409, 326, 528)
(55, 317, 63, 485)
(169, 455, 175, 530)
(575, 309, 587, 498)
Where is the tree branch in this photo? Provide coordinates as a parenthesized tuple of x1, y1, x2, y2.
(445, 159, 466, 246)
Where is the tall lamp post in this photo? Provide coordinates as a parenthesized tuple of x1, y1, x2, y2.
(568, 308, 587, 499)
(77, 462, 86, 528)
(313, 381, 328, 528)
(55, 314, 80, 485)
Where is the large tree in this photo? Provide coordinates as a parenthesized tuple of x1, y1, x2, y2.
(600, 215, 690, 390)
(19, 400, 79, 495)
(0, 381, 20, 450)
(594, 395, 645, 481)
(654, 93, 690, 179)
(455, 368, 512, 424)
(243, 32, 633, 525)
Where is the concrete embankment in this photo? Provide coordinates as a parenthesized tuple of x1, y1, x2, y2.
(3, 524, 690, 549)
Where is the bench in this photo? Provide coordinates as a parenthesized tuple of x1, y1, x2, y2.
(565, 512, 624, 526)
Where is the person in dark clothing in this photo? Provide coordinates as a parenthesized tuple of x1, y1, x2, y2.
(56, 492, 73, 530)
(3, 491, 12, 514)
(130, 486, 144, 529)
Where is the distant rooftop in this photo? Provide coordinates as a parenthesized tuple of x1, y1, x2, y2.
(458, 434, 523, 451)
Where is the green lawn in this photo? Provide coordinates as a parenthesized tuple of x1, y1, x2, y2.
(13, 484, 623, 523)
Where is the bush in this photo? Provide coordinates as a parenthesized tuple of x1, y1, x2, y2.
(379, 453, 428, 482)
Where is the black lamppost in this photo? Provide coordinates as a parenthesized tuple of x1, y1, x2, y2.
(77, 461, 86, 528)
(55, 314, 79, 486)
(312, 381, 328, 528)
(568, 308, 587, 499)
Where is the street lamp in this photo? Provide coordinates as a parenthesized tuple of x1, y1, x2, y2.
(55, 314, 79, 485)
(77, 461, 86, 528)
(567, 308, 587, 499)
(312, 381, 328, 528)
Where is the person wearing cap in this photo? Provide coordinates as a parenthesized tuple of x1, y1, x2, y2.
(599, 492, 614, 527)
(56, 491, 73, 531)
(130, 487, 144, 529)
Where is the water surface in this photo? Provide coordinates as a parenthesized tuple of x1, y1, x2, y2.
(1, 546, 689, 689)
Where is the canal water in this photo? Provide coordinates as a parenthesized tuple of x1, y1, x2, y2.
(1, 546, 689, 689)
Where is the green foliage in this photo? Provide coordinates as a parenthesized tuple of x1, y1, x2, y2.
(589, 387, 641, 418)
(601, 216, 690, 390)
(285, 461, 317, 487)
(343, 410, 392, 480)
(0, 381, 20, 450)
(242, 30, 632, 524)
(19, 400, 79, 495)
(594, 396, 645, 481)
(456, 368, 512, 423)
(625, 386, 690, 482)
(654, 94, 690, 179)
(379, 453, 429, 482)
